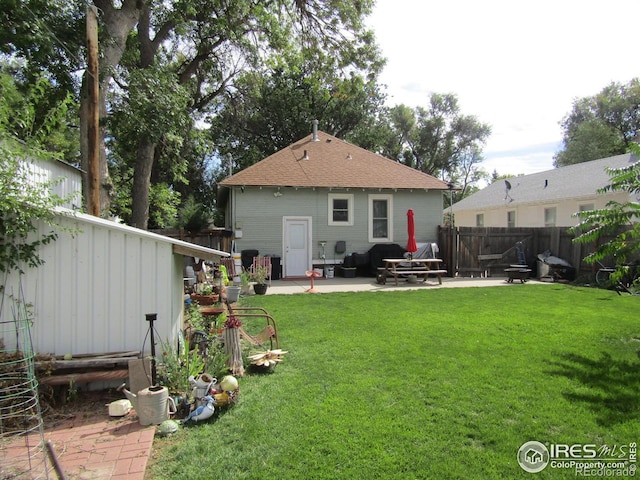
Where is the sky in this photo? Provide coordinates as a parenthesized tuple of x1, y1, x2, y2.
(367, 0, 640, 179)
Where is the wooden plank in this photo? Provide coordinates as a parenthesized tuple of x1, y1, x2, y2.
(36, 356, 139, 370)
(38, 369, 129, 386)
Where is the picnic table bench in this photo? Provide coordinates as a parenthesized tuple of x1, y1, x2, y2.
(378, 258, 447, 286)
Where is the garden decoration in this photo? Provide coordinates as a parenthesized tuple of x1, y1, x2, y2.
(248, 349, 288, 367)
(188, 373, 216, 408)
(305, 269, 322, 293)
(222, 302, 245, 376)
(182, 395, 215, 424)
(157, 419, 180, 436)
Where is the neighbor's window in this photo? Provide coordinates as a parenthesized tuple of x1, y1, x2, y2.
(368, 194, 393, 242)
(476, 213, 484, 227)
(328, 193, 354, 226)
(507, 210, 516, 228)
(579, 204, 594, 212)
(544, 207, 556, 227)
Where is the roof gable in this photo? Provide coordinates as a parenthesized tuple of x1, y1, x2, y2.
(452, 153, 638, 211)
(219, 131, 450, 190)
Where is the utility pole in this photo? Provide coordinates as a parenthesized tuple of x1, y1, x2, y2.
(86, 5, 100, 216)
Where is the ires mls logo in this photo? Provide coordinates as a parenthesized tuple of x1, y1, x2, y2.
(518, 441, 637, 475)
(517, 441, 550, 473)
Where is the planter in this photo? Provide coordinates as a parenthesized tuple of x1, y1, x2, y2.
(340, 267, 357, 278)
(253, 283, 268, 295)
(190, 294, 219, 305)
(226, 286, 241, 303)
(240, 284, 254, 296)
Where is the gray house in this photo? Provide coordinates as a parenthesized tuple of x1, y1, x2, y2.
(217, 128, 450, 277)
(451, 153, 639, 228)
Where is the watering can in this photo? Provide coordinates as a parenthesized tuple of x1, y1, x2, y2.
(188, 373, 217, 405)
(117, 384, 176, 426)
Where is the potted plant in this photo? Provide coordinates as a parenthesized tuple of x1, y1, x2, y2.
(239, 270, 254, 296)
(251, 264, 269, 295)
(190, 283, 219, 305)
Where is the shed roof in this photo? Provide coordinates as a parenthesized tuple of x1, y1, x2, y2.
(218, 130, 450, 190)
(57, 208, 229, 261)
(452, 153, 638, 211)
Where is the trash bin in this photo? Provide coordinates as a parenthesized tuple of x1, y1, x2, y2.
(241, 249, 259, 271)
(270, 256, 281, 280)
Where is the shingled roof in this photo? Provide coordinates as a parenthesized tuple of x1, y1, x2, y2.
(218, 130, 450, 190)
(452, 152, 638, 211)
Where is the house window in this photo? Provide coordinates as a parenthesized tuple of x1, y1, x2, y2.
(579, 204, 594, 212)
(368, 194, 393, 242)
(476, 213, 484, 227)
(544, 207, 556, 227)
(507, 210, 516, 228)
(328, 193, 354, 226)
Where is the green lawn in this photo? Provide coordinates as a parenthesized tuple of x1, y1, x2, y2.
(147, 284, 639, 479)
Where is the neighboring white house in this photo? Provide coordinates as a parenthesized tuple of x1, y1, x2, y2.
(23, 157, 83, 210)
(451, 153, 639, 228)
(217, 127, 451, 277)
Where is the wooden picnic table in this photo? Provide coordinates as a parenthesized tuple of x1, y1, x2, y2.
(379, 258, 447, 286)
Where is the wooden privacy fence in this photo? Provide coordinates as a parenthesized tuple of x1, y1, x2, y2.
(437, 226, 624, 279)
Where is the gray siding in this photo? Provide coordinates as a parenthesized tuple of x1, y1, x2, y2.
(231, 186, 444, 259)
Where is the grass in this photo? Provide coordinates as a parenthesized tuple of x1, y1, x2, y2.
(146, 284, 639, 479)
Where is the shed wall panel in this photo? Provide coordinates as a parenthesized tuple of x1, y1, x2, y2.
(0, 214, 188, 358)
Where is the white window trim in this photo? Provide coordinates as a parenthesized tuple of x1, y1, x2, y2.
(368, 194, 393, 243)
(544, 207, 557, 227)
(507, 210, 516, 228)
(328, 193, 354, 226)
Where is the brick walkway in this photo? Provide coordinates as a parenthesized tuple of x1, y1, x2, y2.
(44, 412, 155, 480)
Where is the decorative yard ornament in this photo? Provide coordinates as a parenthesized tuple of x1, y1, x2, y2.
(182, 395, 215, 424)
(247, 349, 289, 367)
(219, 375, 239, 392)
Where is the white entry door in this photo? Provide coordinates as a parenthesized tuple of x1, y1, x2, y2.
(283, 217, 311, 277)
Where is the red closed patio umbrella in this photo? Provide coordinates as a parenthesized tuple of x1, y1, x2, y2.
(406, 209, 418, 259)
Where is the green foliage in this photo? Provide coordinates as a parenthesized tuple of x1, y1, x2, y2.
(149, 286, 639, 479)
(555, 78, 640, 167)
(158, 336, 205, 395)
(0, 136, 69, 274)
(570, 143, 640, 285)
(251, 262, 269, 284)
(148, 183, 180, 230)
(0, 69, 78, 163)
(383, 94, 492, 179)
(174, 195, 209, 233)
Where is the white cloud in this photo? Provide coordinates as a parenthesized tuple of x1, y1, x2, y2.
(368, 0, 640, 177)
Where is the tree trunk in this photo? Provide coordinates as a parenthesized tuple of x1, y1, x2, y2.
(79, 0, 143, 215)
(130, 137, 156, 230)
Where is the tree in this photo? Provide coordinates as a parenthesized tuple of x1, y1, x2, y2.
(102, 0, 380, 229)
(554, 79, 640, 167)
(208, 45, 385, 176)
(569, 143, 640, 289)
(0, 72, 73, 274)
(382, 93, 492, 179)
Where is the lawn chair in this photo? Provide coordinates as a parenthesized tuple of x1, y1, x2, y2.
(251, 256, 272, 286)
(220, 257, 237, 281)
(225, 299, 279, 350)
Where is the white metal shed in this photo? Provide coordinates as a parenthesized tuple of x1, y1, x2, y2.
(1, 209, 229, 357)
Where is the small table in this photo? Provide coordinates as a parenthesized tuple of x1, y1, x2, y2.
(379, 258, 447, 286)
(504, 265, 532, 283)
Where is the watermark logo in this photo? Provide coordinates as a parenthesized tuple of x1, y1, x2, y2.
(518, 441, 637, 476)
(517, 441, 550, 473)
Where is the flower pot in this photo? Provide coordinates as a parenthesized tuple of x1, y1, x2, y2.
(253, 283, 268, 295)
(190, 294, 219, 305)
(226, 286, 241, 303)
